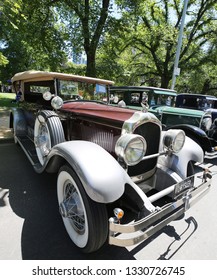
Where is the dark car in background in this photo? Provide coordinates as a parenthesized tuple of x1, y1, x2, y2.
(9, 71, 212, 253)
(175, 93, 217, 111)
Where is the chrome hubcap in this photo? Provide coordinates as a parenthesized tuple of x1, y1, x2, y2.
(34, 124, 50, 156)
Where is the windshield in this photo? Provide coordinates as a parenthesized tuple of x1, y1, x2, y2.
(58, 80, 107, 102)
(110, 89, 176, 107)
(176, 95, 217, 110)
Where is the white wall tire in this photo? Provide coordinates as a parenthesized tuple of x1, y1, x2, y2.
(57, 165, 108, 253)
(34, 110, 65, 165)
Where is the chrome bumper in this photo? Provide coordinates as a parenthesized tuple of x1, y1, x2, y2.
(108, 174, 212, 247)
(205, 150, 217, 159)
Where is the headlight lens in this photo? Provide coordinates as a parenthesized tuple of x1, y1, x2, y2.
(115, 134, 147, 166)
(163, 129, 185, 153)
(201, 117, 212, 131)
(43, 91, 53, 101)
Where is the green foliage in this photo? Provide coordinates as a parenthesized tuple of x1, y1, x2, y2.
(98, 0, 217, 93)
(0, 0, 217, 95)
(0, 53, 9, 67)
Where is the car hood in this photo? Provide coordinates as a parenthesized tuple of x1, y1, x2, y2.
(61, 101, 135, 123)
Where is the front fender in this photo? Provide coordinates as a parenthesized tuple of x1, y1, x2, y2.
(45, 141, 130, 203)
(158, 133, 204, 178)
(10, 108, 28, 136)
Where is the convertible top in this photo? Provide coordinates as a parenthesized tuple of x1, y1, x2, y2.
(11, 70, 114, 86)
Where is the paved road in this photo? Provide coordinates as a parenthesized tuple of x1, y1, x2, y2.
(0, 142, 217, 260)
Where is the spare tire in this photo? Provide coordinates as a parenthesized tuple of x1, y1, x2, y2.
(34, 110, 65, 165)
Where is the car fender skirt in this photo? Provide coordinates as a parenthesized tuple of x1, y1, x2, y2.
(48, 141, 129, 203)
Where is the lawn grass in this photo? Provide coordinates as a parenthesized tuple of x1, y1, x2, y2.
(0, 92, 16, 109)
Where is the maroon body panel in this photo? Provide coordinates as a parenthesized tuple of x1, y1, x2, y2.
(61, 102, 135, 123)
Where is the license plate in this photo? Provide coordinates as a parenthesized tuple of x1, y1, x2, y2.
(173, 176, 195, 199)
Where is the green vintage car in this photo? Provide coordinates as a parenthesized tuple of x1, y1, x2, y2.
(109, 86, 217, 159)
(149, 106, 217, 159)
(110, 86, 177, 108)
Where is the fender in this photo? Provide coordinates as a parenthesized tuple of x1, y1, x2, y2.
(158, 134, 204, 178)
(10, 108, 28, 137)
(166, 124, 212, 152)
(36, 140, 143, 204)
(36, 141, 155, 211)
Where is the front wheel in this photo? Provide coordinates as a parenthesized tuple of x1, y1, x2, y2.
(57, 165, 108, 253)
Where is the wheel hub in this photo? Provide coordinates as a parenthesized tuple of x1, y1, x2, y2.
(59, 201, 70, 218)
(59, 185, 85, 233)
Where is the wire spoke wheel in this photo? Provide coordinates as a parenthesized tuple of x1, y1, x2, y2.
(57, 165, 108, 253)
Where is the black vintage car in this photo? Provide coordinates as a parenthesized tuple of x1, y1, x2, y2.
(175, 93, 217, 111)
(10, 70, 212, 253)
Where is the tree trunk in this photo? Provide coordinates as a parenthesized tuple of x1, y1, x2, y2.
(161, 75, 170, 89)
(86, 51, 96, 78)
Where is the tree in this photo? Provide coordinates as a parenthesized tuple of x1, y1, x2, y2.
(50, 0, 112, 78)
(103, 0, 217, 90)
(0, 0, 68, 83)
(0, 0, 23, 67)
(1, 0, 113, 83)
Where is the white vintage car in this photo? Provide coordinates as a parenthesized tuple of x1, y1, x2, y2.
(10, 70, 212, 253)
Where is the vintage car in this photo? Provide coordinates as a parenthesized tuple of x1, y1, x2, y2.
(149, 106, 217, 159)
(110, 87, 217, 159)
(175, 93, 217, 111)
(110, 86, 177, 108)
(10, 70, 212, 253)
(175, 93, 217, 126)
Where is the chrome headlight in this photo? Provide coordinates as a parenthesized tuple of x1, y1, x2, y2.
(201, 117, 212, 131)
(163, 129, 185, 153)
(43, 91, 53, 101)
(115, 134, 147, 166)
(51, 96, 63, 109)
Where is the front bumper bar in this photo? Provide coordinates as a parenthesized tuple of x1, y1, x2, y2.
(108, 174, 212, 247)
(205, 150, 217, 159)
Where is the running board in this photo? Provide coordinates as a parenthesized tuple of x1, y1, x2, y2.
(16, 135, 40, 166)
